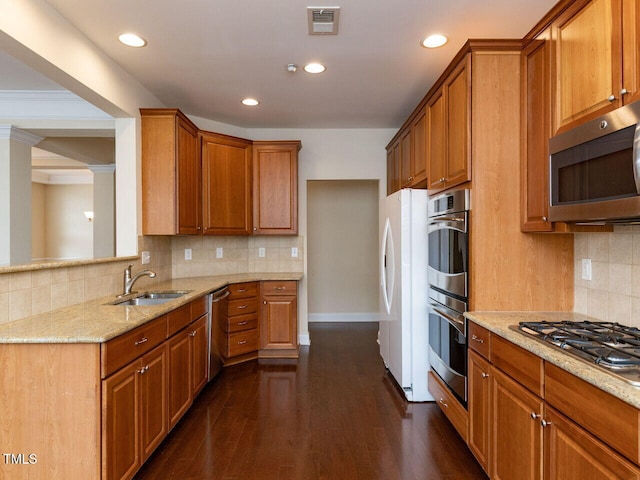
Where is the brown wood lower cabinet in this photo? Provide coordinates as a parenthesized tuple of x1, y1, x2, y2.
(259, 280, 298, 358)
(464, 321, 640, 480)
(428, 371, 468, 443)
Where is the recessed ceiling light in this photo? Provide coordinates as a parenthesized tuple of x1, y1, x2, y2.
(118, 33, 147, 47)
(304, 63, 326, 74)
(242, 98, 259, 106)
(422, 34, 448, 49)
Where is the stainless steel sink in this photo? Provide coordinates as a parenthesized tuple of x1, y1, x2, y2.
(109, 290, 192, 306)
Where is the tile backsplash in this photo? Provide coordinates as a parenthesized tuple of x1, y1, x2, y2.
(0, 235, 303, 325)
(574, 226, 640, 327)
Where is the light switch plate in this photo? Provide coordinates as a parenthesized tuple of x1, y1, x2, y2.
(581, 258, 592, 281)
(141, 251, 151, 265)
(291, 247, 298, 258)
(259, 247, 266, 258)
(216, 247, 223, 259)
(185, 248, 192, 261)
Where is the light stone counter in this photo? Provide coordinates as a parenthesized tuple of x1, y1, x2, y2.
(465, 311, 640, 409)
(0, 273, 303, 344)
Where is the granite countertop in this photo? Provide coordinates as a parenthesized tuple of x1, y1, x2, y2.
(0, 273, 303, 344)
(465, 311, 640, 410)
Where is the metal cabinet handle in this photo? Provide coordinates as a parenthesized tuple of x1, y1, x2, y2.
(481, 372, 489, 378)
(439, 398, 449, 408)
(189, 330, 197, 337)
(530, 412, 541, 420)
(237, 340, 248, 345)
(608, 94, 616, 102)
(237, 305, 248, 309)
(542, 216, 548, 222)
(237, 321, 248, 326)
(137, 365, 149, 375)
(263, 301, 267, 305)
(541, 419, 552, 428)
(134, 337, 148, 346)
(237, 289, 247, 293)
(274, 286, 287, 290)
(621, 88, 628, 96)
(471, 335, 484, 344)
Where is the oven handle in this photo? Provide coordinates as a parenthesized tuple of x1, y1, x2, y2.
(427, 215, 467, 234)
(633, 123, 640, 194)
(430, 302, 465, 336)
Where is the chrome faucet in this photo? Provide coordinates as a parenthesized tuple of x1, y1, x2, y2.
(122, 264, 156, 296)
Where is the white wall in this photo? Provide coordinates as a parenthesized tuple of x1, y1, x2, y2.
(307, 180, 379, 321)
(31, 182, 46, 259)
(45, 184, 93, 260)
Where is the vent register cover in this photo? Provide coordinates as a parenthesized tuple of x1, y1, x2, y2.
(307, 6, 340, 35)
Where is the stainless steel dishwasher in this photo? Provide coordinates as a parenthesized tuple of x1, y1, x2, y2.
(208, 286, 230, 380)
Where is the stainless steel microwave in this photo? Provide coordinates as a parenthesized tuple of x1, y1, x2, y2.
(548, 101, 640, 223)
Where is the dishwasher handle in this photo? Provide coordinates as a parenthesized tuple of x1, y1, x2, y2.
(211, 288, 230, 303)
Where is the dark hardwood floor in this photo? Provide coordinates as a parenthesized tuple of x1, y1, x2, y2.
(135, 322, 487, 480)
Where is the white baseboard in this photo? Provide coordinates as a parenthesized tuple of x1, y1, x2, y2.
(298, 333, 311, 346)
(308, 313, 379, 323)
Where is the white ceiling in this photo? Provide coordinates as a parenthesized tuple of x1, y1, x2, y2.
(18, 0, 558, 129)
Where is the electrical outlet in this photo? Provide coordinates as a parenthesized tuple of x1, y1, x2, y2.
(216, 247, 223, 259)
(258, 247, 266, 258)
(291, 247, 298, 258)
(581, 258, 592, 281)
(141, 251, 151, 265)
(185, 248, 192, 261)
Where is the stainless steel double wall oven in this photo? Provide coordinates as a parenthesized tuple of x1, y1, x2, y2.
(427, 189, 470, 406)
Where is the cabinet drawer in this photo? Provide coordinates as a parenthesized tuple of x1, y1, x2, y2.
(545, 363, 640, 464)
(468, 322, 491, 359)
(166, 303, 192, 337)
(262, 280, 297, 296)
(491, 334, 543, 397)
(228, 298, 258, 317)
(226, 329, 259, 357)
(228, 282, 258, 299)
(224, 313, 258, 333)
(101, 316, 167, 378)
(428, 371, 468, 443)
(190, 295, 208, 320)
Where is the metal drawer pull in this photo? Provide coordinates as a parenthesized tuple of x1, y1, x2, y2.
(137, 365, 149, 375)
(481, 372, 489, 378)
(237, 340, 248, 345)
(471, 335, 484, 344)
(189, 330, 197, 337)
(237, 305, 248, 309)
(237, 289, 247, 293)
(237, 321, 248, 326)
(439, 398, 448, 408)
(134, 337, 148, 346)
(274, 286, 287, 290)
(530, 412, 541, 420)
(540, 419, 552, 428)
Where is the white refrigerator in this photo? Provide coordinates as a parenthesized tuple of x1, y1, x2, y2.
(379, 188, 432, 401)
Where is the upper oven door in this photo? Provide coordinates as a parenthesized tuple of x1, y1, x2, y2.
(427, 211, 468, 299)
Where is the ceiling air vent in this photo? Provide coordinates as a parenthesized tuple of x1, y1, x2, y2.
(307, 7, 340, 35)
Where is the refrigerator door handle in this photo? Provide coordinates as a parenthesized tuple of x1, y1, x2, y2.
(381, 218, 394, 315)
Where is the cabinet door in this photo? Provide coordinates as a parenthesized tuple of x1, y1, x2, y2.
(543, 406, 640, 480)
(491, 367, 543, 480)
(260, 294, 297, 351)
(102, 361, 140, 480)
(387, 140, 401, 194)
(399, 127, 412, 188)
(521, 30, 554, 232)
(190, 315, 209, 396)
(176, 116, 201, 234)
(168, 329, 193, 429)
(201, 133, 252, 235)
(427, 88, 446, 191)
(468, 350, 491, 474)
(139, 344, 168, 462)
(444, 55, 471, 189)
(622, 0, 640, 105)
(411, 107, 428, 186)
(554, 0, 621, 133)
(252, 141, 300, 235)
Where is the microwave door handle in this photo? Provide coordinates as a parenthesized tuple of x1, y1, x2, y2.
(634, 123, 640, 194)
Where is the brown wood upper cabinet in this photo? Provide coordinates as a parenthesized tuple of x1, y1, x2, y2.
(386, 138, 400, 195)
(201, 131, 252, 235)
(427, 54, 471, 194)
(141, 109, 201, 235)
(553, 0, 640, 134)
(252, 141, 301, 235)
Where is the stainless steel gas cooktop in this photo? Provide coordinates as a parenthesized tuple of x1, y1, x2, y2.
(513, 320, 640, 386)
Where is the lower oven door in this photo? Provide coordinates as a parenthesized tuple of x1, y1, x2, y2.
(428, 300, 467, 406)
